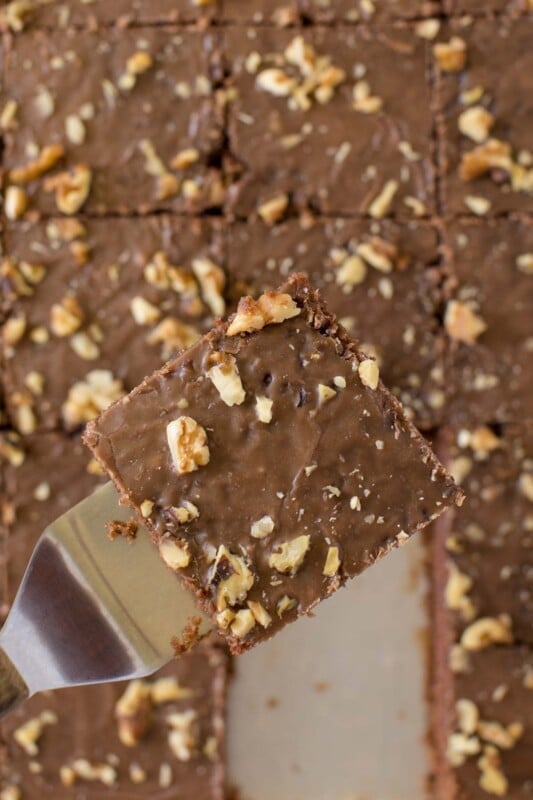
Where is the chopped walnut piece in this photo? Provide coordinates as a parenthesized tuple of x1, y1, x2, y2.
(353, 80, 383, 114)
(256, 68, 296, 97)
(231, 608, 257, 638)
(434, 37, 467, 72)
(461, 615, 513, 651)
(269, 535, 311, 575)
(336, 254, 367, 288)
(227, 291, 300, 336)
(115, 680, 152, 747)
(368, 180, 398, 219)
(70, 331, 100, 361)
(358, 359, 379, 390)
(167, 710, 198, 761)
(170, 148, 200, 170)
(8, 144, 64, 184)
(459, 139, 512, 182)
(50, 295, 84, 337)
(318, 383, 336, 404)
(519, 473, 533, 501)
(447, 732, 481, 767)
(62, 370, 124, 428)
(166, 416, 210, 475)
(458, 106, 494, 144)
(323, 546, 341, 577)
(516, 253, 533, 275)
(464, 195, 491, 216)
(207, 353, 245, 406)
(456, 698, 479, 735)
(130, 296, 161, 326)
(444, 300, 487, 344)
(257, 193, 289, 225)
(146, 317, 200, 360)
(251, 515, 275, 539)
(171, 501, 200, 524)
(248, 600, 272, 629)
(255, 395, 273, 423)
(69, 758, 117, 786)
(277, 595, 297, 617)
(477, 720, 523, 750)
(357, 238, 397, 273)
(210, 545, 254, 611)
(478, 746, 508, 797)
(159, 536, 191, 571)
(5, 186, 28, 220)
(3, 315, 27, 348)
(192, 257, 226, 317)
(44, 164, 92, 215)
(151, 677, 194, 704)
(445, 562, 475, 620)
(13, 710, 57, 756)
(0, 786, 21, 800)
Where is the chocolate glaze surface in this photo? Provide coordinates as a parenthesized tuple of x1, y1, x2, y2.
(86, 275, 462, 653)
(3, 28, 224, 215)
(225, 25, 435, 217)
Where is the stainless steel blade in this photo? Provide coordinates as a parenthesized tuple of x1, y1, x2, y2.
(0, 482, 211, 712)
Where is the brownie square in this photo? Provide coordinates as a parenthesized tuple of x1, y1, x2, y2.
(0, 0, 219, 29)
(224, 25, 435, 217)
(434, 18, 533, 216)
(2, 216, 225, 432)
(226, 217, 445, 428)
(85, 275, 462, 653)
(441, 217, 533, 427)
(0, 647, 227, 800)
(300, 0, 439, 22)
(434, 424, 533, 647)
(2, 27, 224, 215)
(431, 644, 533, 800)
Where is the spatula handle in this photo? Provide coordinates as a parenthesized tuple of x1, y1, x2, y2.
(0, 648, 28, 718)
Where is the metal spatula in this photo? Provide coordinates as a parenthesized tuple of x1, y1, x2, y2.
(0, 482, 211, 718)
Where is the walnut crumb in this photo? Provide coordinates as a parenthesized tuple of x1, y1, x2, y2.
(166, 416, 209, 475)
(210, 546, 254, 612)
(257, 193, 289, 225)
(434, 37, 467, 72)
(323, 546, 341, 577)
(248, 600, 272, 629)
(461, 615, 513, 651)
(44, 164, 92, 215)
(444, 300, 486, 344)
(358, 359, 379, 390)
(115, 680, 152, 747)
(227, 291, 300, 336)
(269, 535, 311, 575)
(251, 515, 275, 539)
(159, 536, 191, 570)
(207, 353, 245, 406)
(255, 395, 273, 423)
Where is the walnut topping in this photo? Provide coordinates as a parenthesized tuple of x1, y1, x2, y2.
(44, 164, 92, 215)
(434, 37, 467, 72)
(66, 759, 117, 787)
(3, 315, 27, 348)
(336, 253, 367, 288)
(167, 710, 198, 761)
(13, 710, 57, 756)
(467, 426, 501, 457)
(115, 680, 152, 747)
(50, 295, 84, 337)
(248, 600, 272, 628)
(70, 331, 100, 361)
(323, 546, 341, 577)
(0, 433, 25, 467)
(255, 36, 345, 111)
(231, 608, 257, 638)
(257, 193, 289, 225)
(170, 148, 200, 170)
(277, 595, 297, 617)
(318, 383, 336, 404)
(166, 416, 209, 475)
(62, 370, 124, 428)
(8, 144, 64, 184)
(352, 80, 383, 114)
(5, 186, 28, 220)
(459, 139, 512, 182)
(461, 615, 513, 651)
(458, 106, 494, 144)
(227, 291, 300, 336)
(477, 720, 523, 750)
(129, 763, 147, 784)
(519, 473, 533, 502)
(0, 786, 21, 800)
(146, 317, 200, 360)
(207, 353, 245, 406)
(210, 546, 254, 611)
(464, 195, 491, 216)
(516, 253, 533, 275)
(447, 732, 481, 767)
(456, 699, 479, 735)
(255, 395, 273, 423)
(192, 257, 226, 317)
(0, 99, 18, 130)
(358, 358, 379, 390)
(250, 515, 275, 539)
(65, 114, 86, 145)
(415, 19, 440, 40)
(130, 296, 161, 326)
(368, 180, 398, 219)
(478, 746, 508, 797)
(444, 300, 487, 344)
(159, 536, 191, 571)
(357, 238, 397, 273)
(445, 562, 475, 620)
(151, 677, 194, 704)
(171, 501, 199, 524)
(140, 500, 154, 518)
(269, 535, 311, 575)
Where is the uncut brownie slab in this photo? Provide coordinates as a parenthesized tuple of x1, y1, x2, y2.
(227, 217, 445, 429)
(0, 0, 219, 29)
(224, 25, 435, 218)
(2, 216, 225, 433)
(2, 27, 223, 216)
(433, 18, 533, 216)
(85, 275, 462, 653)
(441, 217, 533, 427)
(0, 430, 228, 799)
